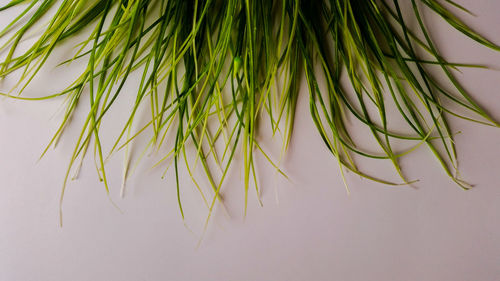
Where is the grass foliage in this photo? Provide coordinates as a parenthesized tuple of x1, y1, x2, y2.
(0, 0, 498, 225)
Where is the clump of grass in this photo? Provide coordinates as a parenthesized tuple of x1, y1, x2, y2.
(0, 0, 498, 226)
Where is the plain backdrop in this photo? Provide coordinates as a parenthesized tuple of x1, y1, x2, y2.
(1, 1, 500, 280)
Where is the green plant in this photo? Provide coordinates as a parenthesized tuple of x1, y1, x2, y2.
(0, 0, 498, 226)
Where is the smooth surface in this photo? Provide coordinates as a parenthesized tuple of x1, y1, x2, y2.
(1, 1, 500, 280)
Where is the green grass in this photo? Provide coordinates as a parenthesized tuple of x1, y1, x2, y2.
(0, 0, 498, 227)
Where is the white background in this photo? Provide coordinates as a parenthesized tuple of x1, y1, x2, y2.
(1, 1, 500, 280)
